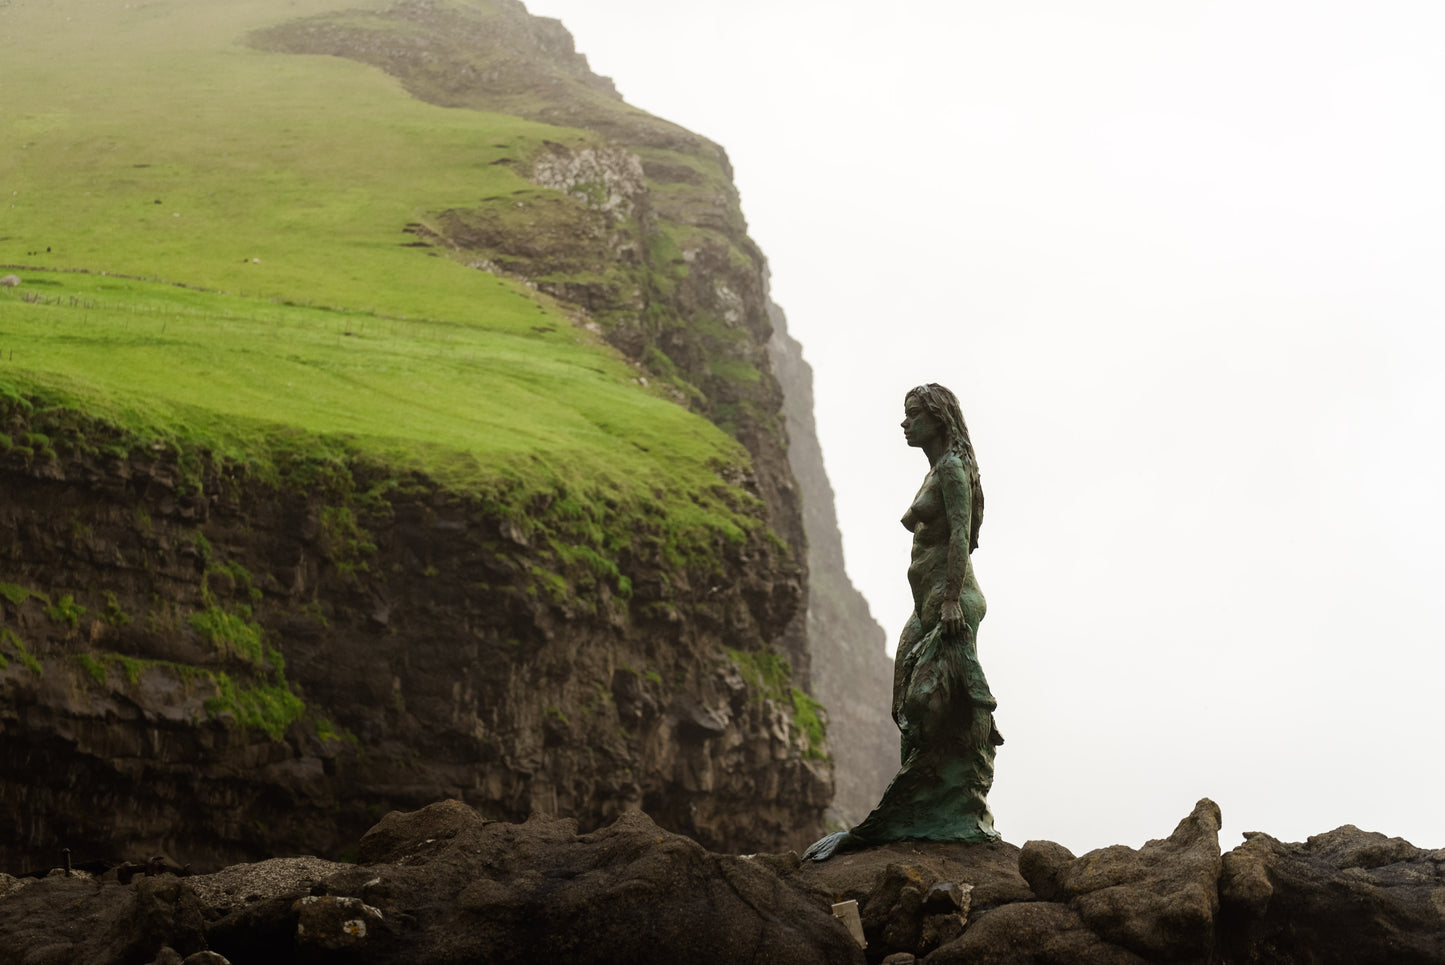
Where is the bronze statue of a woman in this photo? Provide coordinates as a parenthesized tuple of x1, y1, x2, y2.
(804, 383, 1003, 860)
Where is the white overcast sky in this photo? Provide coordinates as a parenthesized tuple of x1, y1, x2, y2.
(522, 0, 1445, 856)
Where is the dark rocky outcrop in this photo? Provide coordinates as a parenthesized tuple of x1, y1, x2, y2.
(1218, 824, 1445, 964)
(0, 412, 828, 870)
(1012, 799, 1223, 963)
(0, 801, 864, 965)
(785, 837, 1035, 962)
(2, 798, 1439, 964)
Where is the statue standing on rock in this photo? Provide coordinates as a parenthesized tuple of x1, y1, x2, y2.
(805, 383, 1003, 860)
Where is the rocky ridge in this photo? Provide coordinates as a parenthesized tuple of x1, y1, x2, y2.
(3, 797, 1441, 964)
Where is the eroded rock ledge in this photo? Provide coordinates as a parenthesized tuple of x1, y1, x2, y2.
(3, 798, 1441, 964)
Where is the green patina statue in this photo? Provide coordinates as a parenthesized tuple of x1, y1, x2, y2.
(804, 383, 1003, 861)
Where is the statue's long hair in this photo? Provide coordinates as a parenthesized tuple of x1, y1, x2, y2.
(907, 383, 984, 552)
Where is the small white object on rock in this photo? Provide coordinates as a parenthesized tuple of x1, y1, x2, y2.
(294, 895, 384, 950)
(832, 899, 867, 949)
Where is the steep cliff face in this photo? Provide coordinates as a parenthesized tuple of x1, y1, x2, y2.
(250, 0, 812, 686)
(0, 397, 829, 871)
(768, 303, 898, 825)
(0, 0, 855, 871)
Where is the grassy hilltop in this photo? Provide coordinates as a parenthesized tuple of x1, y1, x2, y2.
(0, 0, 760, 555)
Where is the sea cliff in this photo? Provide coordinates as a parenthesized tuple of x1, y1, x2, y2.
(0, 0, 895, 869)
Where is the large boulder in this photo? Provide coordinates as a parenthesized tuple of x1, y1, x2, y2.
(1014, 798, 1223, 963)
(0, 872, 208, 965)
(1219, 824, 1445, 964)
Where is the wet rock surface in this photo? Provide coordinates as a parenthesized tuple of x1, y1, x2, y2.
(1217, 824, 1445, 964)
(1, 798, 1442, 964)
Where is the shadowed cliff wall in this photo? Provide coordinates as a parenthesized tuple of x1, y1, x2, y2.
(768, 301, 897, 825)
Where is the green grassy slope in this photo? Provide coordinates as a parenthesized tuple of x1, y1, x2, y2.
(0, 0, 758, 551)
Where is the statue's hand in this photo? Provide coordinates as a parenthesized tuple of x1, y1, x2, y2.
(941, 601, 964, 639)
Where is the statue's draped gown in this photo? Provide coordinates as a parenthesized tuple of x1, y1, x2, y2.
(804, 451, 1000, 859)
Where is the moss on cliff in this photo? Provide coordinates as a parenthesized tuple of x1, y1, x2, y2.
(727, 647, 829, 761)
(205, 674, 307, 742)
(0, 629, 42, 675)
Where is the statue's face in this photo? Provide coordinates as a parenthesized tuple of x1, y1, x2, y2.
(901, 397, 940, 449)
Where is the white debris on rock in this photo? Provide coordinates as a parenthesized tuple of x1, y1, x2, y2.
(187, 856, 350, 914)
(294, 894, 385, 949)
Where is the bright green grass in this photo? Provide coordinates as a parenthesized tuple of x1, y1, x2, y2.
(0, 0, 586, 320)
(0, 275, 754, 541)
(0, 0, 766, 548)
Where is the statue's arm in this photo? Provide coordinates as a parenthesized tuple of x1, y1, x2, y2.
(939, 456, 972, 639)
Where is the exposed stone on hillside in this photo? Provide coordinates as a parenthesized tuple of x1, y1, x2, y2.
(769, 298, 896, 824)
(3, 798, 1437, 964)
(530, 144, 648, 220)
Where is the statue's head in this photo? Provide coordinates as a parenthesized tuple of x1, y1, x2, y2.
(905, 383, 971, 457)
(905, 383, 984, 550)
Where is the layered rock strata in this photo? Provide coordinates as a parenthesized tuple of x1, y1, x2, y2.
(0, 406, 829, 870)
